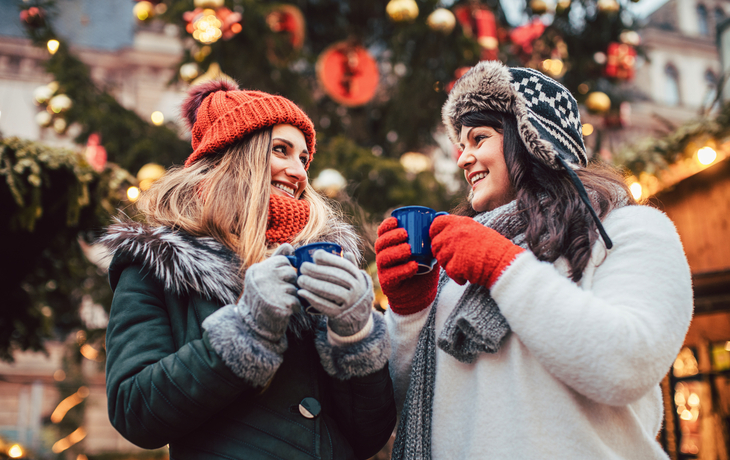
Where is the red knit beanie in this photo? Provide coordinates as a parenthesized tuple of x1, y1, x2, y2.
(181, 80, 316, 168)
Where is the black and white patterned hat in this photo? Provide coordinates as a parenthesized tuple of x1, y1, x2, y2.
(443, 60, 587, 170)
(443, 60, 614, 249)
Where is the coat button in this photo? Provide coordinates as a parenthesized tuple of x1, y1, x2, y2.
(299, 397, 321, 419)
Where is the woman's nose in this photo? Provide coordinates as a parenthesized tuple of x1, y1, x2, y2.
(287, 158, 307, 182)
(457, 149, 473, 169)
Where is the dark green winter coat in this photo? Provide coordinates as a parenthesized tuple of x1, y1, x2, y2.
(102, 222, 396, 460)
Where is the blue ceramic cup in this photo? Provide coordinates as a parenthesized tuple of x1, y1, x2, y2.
(391, 206, 448, 274)
(285, 242, 343, 313)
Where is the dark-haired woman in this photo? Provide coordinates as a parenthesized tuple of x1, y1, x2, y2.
(101, 81, 396, 459)
(376, 61, 692, 460)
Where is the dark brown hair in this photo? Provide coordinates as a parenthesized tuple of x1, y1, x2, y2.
(453, 111, 637, 282)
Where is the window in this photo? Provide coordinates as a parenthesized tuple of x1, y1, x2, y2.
(698, 5, 709, 35)
(664, 65, 680, 106)
(716, 7, 725, 31)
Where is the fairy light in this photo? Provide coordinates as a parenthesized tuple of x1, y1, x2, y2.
(50, 387, 89, 423)
(150, 111, 165, 126)
(697, 146, 717, 165)
(192, 9, 223, 44)
(52, 427, 86, 453)
(127, 186, 140, 201)
(629, 182, 642, 200)
(8, 445, 23, 458)
(47, 39, 60, 54)
(582, 123, 594, 136)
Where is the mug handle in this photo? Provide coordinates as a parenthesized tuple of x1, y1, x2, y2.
(434, 211, 449, 219)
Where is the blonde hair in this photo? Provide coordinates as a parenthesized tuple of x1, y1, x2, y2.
(135, 128, 341, 276)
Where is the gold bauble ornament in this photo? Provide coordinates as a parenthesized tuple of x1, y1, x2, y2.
(530, 0, 549, 15)
(427, 8, 456, 34)
(49, 94, 72, 113)
(556, 0, 571, 13)
(386, 0, 419, 22)
(137, 163, 166, 191)
(194, 0, 224, 8)
(133, 1, 154, 21)
(179, 62, 200, 81)
(585, 91, 611, 114)
(597, 0, 620, 13)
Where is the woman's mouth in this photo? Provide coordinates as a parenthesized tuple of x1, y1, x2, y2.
(273, 182, 296, 196)
(470, 171, 488, 187)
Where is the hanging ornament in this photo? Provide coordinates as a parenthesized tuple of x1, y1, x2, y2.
(52, 118, 67, 133)
(585, 91, 611, 114)
(316, 42, 379, 107)
(35, 111, 52, 127)
(556, 0, 571, 13)
(509, 19, 546, 55)
(195, 0, 224, 7)
(133, 1, 155, 21)
(49, 94, 72, 113)
(183, 5, 242, 44)
(605, 42, 636, 80)
(265, 4, 306, 66)
(191, 62, 234, 86)
(619, 30, 641, 46)
(19, 6, 45, 28)
(597, 0, 620, 14)
(386, 0, 419, 22)
(454, 4, 498, 60)
(427, 8, 456, 34)
(529, 0, 549, 15)
(137, 163, 166, 191)
(84, 134, 107, 173)
(179, 62, 200, 81)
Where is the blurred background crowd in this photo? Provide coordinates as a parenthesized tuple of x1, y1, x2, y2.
(1, 0, 730, 458)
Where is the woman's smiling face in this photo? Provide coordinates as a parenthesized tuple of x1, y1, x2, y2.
(457, 125, 514, 212)
(269, 124, 309, 200)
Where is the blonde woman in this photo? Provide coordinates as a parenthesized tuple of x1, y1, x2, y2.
(101, 81, 396, 460)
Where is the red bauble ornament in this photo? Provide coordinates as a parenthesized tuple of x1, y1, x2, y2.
(266, 5, 305, 49)
(509, 19, 546, 55)
(316, 42, 379, 107)
(454, 4, 498, 60)
(20, 7, 45, 28)
(605, 42, 636, 80)
(85, 133, 107, 173)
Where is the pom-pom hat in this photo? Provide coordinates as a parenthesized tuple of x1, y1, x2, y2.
(443, 61, 613, 249)
(182, 80, 316, 168)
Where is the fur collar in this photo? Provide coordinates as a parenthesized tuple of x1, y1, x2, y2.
(100, 219, 362, 305)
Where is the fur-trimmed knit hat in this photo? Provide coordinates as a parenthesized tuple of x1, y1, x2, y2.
(182, 80, 316, 168)
(443, 60, 613, 249)
(443, 60, 587, 170)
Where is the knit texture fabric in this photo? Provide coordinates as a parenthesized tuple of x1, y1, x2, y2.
(430, 214, 525, 288)
(442, 60, 586, 170)
(184, 83, 316, 167)
(266, 194, 310, 245)
(391, 201, 528, 460)
(375, 217, 440, 315)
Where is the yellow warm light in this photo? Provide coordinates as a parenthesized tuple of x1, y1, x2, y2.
(193, 10, 223, 44)
(725, 340, 730, 351)
(680, 409, 693, 421)
(47, 39, 60, 54)
(697, 146, 717, 165)
(582, 123, 594, 136)
(52, 427, 87, 454)
(629, 182, 642, 200)
(127, 186, 140, 201)
(687, 393, 700, 406)
(542, 59, 564, 77)
(80, 344, 101, 361)
(50, 387, 89, 423)
(8, 444, 23, 458)
(150, 111, 165, 126)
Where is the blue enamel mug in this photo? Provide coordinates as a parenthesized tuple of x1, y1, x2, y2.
(391, 206, 448, 274)
(285, 242, 343, 313)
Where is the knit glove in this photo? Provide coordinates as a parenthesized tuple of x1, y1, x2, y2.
(374, 217, 440, 315)
(298, 251, 374, 337)
(430, 215, 525, 288)
(238, 243, 301, 343)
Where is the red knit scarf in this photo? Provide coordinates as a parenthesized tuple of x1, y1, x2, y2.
(266, 194, 310, 244)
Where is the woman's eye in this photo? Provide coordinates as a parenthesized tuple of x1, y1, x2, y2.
(273, 145, 286, 154)
(300, 156, 308, 166)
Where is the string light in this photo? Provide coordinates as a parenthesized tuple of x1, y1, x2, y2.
(150, 111, 165, 126)
(50, 387, 89, 423)
(582, 123, 594, 136)
(8, 445, 23, 458)
(47, 39, 59, 54)
(52, 427, 86, 454)
(629, 182, 642, 200)
(127, 186, 140, 201)
(192, 9, 223, 44)
(697, 146, 717, 165)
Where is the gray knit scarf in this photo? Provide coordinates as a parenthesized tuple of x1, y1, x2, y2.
(391, 200, 527, 460)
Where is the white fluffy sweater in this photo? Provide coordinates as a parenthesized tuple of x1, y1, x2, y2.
(386, 205, 693, 459)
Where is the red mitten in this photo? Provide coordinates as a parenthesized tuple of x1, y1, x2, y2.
(375, 217, 440, 315)
(430, 215, 525, 288)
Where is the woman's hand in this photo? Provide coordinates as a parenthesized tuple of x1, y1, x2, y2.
(238, 243, 301, 342)
(298, 251, 373, 337)
(430, 215, 525, 288)
(374, 217, 440, 315)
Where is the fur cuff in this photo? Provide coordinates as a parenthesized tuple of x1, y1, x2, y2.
(202, 305, 286, 387)
(314, 312, 391, 380)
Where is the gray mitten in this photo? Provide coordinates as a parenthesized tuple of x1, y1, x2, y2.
(298, 251, 374, 337)
(239, 243, 301, 343)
